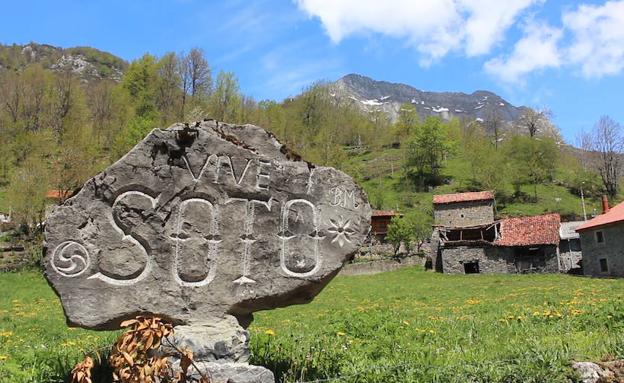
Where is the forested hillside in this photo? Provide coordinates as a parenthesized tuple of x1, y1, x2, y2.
(0, 44, 621, 229)
(0, 43, 126, 81)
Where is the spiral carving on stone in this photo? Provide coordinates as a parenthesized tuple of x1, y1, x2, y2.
(51, 241, 90, 277)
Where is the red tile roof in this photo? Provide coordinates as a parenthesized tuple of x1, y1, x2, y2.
(576, 201, 624, 232)
(46, 190, 72, 200)
(372, 210, 402, 217)
(46, 190, 63, 199)
(433, 191, 494, 205)
(495, 213, 560, 247)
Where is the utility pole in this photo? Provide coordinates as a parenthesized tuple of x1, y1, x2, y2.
(580, 182, 587, 221)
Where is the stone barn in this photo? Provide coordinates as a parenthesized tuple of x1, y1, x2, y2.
(576, 199, 624, 277)
(436, 213, 561, 274)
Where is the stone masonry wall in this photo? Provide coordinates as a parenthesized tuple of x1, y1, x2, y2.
(441, 246, 514, 274)
(433, 201, 494, 227)
(540, 246, 560, 273)
(559, 251, 582, 272)
(441, 245, 559, 274)
(580, 224, 624, 277)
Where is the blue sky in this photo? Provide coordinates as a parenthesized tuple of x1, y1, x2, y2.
(2, 0, 623, 143)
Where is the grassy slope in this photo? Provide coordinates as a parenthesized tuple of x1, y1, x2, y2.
(0, 189, 7, 214)
(2, 269, 624, 382)
(343, 146, 607, 219)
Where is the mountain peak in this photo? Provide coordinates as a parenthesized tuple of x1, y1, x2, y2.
(332, 73, 524, 125)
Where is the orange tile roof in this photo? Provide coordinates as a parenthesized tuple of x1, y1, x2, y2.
(433, 191, 494, 204)
(495, 213, 560, 247)
(45, 190, 72, 200)
(576, 201, 624, 232)
(46, 190, 63, 199)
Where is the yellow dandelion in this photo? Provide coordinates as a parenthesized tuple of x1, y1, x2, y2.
(264, 329, 276, 336)
(336, 331, 346, 336)
(0, 355, 8, 361)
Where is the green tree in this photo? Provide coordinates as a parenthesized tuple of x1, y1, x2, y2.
(6, 156, 50, 229)
(112, 116, 155, 160)
(208, 71, 241, 123)
(386, 215, 411, 257)
(505, 135, 558, 200)
(404, 117, 454, 190)
(393, 103, 419, 142)
(122, 54, 158, 119)
(386, 209, 433, 257)
(461, 121, 507, 192)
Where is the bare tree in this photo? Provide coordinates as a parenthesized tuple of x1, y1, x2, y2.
(484, 105, 503, 150)
(155, 52, 181, 123)
(581, 116, 623, 198)
(50, 69, 74, 136)
(1, 71, 22, 123)
(179, 48, 211, 118)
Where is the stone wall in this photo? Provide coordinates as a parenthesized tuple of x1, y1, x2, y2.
(440, 245, 559, 274)
(441, 246, 512, 274)
(559, 238, 582, 272)
(580, 224, 624, 277)
(340, 256, 425, 276)
(433, 200, 494, 227)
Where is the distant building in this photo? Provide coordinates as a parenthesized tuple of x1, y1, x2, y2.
(576, 197, 624, 277)
(437, 213, 561, 274)
(431, 191, 495, 271)
(370, 210, 402, 242)
(559, 221, 583, 272)
(46, 189, 72, 202)
(433, 191, 495, 227)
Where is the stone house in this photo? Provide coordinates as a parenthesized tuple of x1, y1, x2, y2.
(433, 190, 495, 227)
(431, 191, 495, 271)
(430, 191, 570, 274)
(576, 199, 624, 277)
(437, 213, 561, 274)
(559, 221, 583, 272)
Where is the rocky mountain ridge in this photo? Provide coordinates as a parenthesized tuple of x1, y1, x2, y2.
(0, 42, 126, 81)
(332, 74, 528, 126)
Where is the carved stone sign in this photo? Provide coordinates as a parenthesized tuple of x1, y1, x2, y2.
(44, 120, 371, 330)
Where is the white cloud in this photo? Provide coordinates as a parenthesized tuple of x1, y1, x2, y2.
(563, 1, 624, 77)
(295, 0, 539, 62)
(484, 21, 562, 84)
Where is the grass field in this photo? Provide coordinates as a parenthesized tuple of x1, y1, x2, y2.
(1, 267, 624, 382)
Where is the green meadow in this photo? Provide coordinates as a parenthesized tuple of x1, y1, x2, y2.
(1, 267, 624, 382)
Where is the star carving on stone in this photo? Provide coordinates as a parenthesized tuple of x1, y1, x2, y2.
(327, 215, 356, 247)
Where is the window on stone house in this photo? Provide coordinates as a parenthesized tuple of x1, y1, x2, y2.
(599, 258, 608, 272)
(595, 230, 605, 244)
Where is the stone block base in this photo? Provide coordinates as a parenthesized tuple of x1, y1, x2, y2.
(173, 361, 275, 383)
